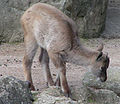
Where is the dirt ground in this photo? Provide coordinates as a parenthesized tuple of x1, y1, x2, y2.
(0, 38, 120, 91)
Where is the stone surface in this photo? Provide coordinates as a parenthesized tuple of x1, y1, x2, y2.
(109, 0, 120, 7)
(32, 84, 120, 104)
(0, 0, 108, 43)
(83, 66, 120, 103)
(88, 89, 120, 104)
(1, 66, 119, 104)
(102, 0, 120, 38)
(33, 87, 80, 104)
(0, 76, 33, 104)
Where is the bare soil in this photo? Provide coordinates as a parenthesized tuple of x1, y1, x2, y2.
(0, 38, 120, 91)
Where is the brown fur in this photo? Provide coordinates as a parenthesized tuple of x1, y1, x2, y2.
(21, 3, 110, 97)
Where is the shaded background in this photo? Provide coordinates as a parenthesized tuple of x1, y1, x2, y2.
(0, 0, 109, 43)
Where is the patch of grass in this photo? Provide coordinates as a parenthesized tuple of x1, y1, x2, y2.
(80, 38, 89, 43)
(32, 91, 39, 102)
(8, 41, 22, 45)
(87, 96, 95, 103)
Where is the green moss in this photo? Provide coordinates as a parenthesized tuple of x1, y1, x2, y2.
(8, 41, 22, 45)
(32, 91, 39, 102)
(92, 29, 96, 32)
(80, 38, 89, 43)
(87, 96, 95, 103)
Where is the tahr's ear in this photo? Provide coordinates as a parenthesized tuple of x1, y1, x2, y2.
(96, 52, 103, 61)
(97, 43, 104, 52)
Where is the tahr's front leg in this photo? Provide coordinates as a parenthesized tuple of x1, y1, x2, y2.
(48, 51, 71, 97)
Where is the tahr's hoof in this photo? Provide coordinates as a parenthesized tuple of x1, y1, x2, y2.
(30, 85, 35, 91)
(64, 91, 72, 98)
(25, 81, 31, 88)
(25, 81, 35, 91)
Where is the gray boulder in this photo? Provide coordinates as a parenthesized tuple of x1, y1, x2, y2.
(0, 76, 33, 104)
(87, 89, 120, 104)
(70, 0, 109, 38)
(32, 85, 120, 104)
(32, 83, 120, 104)
(0, 0, 108, 43)
(102, 0, 120, 38)
(15, 66, 120, 104)
(33, 87, 80, 104)
(83, 66, 120, 104)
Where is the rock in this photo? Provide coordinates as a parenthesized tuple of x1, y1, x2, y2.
(102, 0, 120, 38)
(0, 76, 33, 104)
(30, 66, 120, 104)
(70, 85, 91, 104)
(83, 66, 120, 103)
(32, 85, 120, 104)
(0, 0, 108, 43)
(88, 88, 120, 104)
(109, 0, 120, 8)
(33, 87, 79, 104)
(32, 86, 98, 104)
(71, 0, 109, 38)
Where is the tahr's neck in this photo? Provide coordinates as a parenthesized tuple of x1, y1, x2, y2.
(65, 44, 98, 66)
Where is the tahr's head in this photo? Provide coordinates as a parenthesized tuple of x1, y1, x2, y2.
(91, 44, 110, 82)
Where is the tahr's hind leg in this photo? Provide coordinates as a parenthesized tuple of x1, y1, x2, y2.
(39, 48, 54, 87)
(23, 35, 38, 90)
(55, 74, 61, 87)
